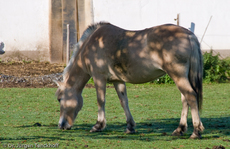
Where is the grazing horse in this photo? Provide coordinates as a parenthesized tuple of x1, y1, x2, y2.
(55, 22, 204, 139)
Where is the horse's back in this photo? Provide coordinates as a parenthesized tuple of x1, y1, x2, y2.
(81, 23, 198, 83)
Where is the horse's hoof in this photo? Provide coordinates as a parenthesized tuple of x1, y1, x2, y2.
(125, 127, 135, 134)
(90, 127, 102, 132)
(172, 129, 183, 136)
(189, 132, 202, 139)
(90, 121, 105, 132)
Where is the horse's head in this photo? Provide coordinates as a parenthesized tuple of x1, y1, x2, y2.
(55, 81, 83, 130)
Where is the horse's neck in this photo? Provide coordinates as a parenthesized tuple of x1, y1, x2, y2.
(63, 63, 89, 92)
(64, 63, 79, 87)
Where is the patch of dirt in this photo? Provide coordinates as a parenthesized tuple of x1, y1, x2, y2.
(0, 61, 113, 88)
(0, 61, 65, 77)
(0, 61, 65, 88)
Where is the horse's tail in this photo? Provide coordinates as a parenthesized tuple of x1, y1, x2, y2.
(188, 34, 203, 112)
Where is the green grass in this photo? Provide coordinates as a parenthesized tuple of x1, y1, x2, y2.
(0, 83, 230, 149)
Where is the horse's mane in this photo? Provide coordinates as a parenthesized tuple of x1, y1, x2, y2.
(63, 22, 109, 81)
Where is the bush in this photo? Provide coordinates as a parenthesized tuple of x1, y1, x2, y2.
(203, 50, 230, 83)
(152, 74, 174, 84)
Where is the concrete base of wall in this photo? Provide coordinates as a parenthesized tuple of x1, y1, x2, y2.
(0, 50, 50, 62)
(202, 49, 230, 59)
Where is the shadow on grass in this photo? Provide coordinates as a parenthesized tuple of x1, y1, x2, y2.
(2, 117, 229, 142)
(61, 116, 230, 141)
(0, 124, 64, 142)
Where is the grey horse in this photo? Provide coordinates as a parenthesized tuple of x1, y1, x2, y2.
(55, 22, 204, 139)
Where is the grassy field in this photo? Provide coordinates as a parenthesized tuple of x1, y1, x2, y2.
(0, 83, 230, 149)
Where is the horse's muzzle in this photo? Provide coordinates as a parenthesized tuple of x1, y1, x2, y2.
(58, 122, 72, 130)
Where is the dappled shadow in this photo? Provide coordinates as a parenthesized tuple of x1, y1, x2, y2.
(81, 23, 194, 84)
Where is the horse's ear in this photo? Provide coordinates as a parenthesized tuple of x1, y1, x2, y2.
(53, 80, 63, 87)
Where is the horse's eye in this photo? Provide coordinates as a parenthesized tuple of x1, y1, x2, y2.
(57, 98, 61, 103)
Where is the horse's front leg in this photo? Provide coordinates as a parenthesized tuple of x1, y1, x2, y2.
(90, 76, 107, 132)
(113, 82, 136, 133)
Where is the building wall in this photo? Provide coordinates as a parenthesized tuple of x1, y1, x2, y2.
(0, 0, 229, 62)
(0, 0, 92, 63)
(77, 0, 94, 38)
(61, 0, 78, 63)
(50, 0, 63, 63)
(93, 0, 230, 55)
(0, 0, 50, 61)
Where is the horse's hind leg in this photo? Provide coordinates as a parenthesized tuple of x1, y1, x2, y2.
(90, 76, 107, 132)
(172, 93, 189, 136)
(172, 77, 204, 139)
(113, 82, 136, 133)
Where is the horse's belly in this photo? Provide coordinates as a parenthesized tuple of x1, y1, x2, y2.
(126, 69, 166, 84)
(108, 65, 166, 84)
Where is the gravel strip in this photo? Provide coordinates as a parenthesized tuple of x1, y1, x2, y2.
(0, 73, 63, 88)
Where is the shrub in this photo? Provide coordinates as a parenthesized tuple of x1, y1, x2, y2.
(152, 74, 174, 84)
(203, 50, 230, 83)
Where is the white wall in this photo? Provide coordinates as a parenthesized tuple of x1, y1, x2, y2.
(0, 0, 229, 61)
(0, 0, 49, 54)
(93, 0, 230, 50)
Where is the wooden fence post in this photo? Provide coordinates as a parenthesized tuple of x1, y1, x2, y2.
(66, 24, 70, 65)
